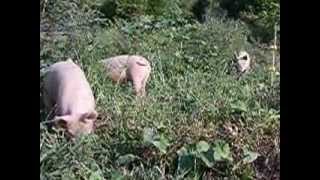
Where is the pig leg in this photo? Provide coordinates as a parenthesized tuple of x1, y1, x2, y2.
(130, 65, 150, 97)
(140, 67, 151, 96)
(132, 78, 143, 96)
(42, 89, 59, 121)
(43, 89, 53, 112)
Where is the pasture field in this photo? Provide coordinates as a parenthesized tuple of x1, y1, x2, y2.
(40, 1, 279, 179)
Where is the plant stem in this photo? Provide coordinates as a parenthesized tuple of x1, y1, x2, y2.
(271, 23, 277, 86)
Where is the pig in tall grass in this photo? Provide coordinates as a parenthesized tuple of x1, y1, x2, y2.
(234, 51, 251, 75)
(43, 58, 98, 138)
(101, 55, 151, 97)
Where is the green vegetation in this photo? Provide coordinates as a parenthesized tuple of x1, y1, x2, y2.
(40, 0, 280, 179)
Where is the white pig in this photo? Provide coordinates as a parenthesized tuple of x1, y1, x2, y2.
(101, 55, 151, 97)
(43, 58, 98, 137)
(234, 51, 251, 74)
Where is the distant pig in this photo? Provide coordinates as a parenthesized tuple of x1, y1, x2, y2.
(43, 58, 98, 138)
(234, 50, 251, 75)
(101, 55, 151, 97)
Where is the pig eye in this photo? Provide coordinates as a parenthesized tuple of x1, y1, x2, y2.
(57, 119, 68, 128)
(242, 56, 247, 60)
(66, 131, 74, 138)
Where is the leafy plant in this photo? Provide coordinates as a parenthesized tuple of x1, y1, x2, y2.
(243, 149, 260, 164)
(110, 170, 125, 180)
(213, 140, 233, 162)
(176, 140, 235, 178)
(143, 128, 170, 154)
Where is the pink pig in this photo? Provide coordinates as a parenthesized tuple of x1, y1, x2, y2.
(43, 58, 98, 137)
(101, 55, 151, 97)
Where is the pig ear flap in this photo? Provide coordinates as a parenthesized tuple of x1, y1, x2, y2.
(53, 115, 72, 128)
(80, 111, 98, 122)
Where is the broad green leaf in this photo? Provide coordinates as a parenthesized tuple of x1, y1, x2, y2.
(176, 154, 195, 176)
(198, 148, 215, 168)
(213, 141, 233, 162)
(213, 148, 223, 161)
(196, 141, 210, 153)
(152, 135, 170, 154)
(243, 150, 260, 164)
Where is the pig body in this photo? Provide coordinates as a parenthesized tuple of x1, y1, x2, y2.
(43, 58, 98, 137)
(101, 55, 151, 96)
(235, 51, 251, 74)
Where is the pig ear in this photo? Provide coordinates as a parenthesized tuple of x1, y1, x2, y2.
(80, 111, 98, 122)
(54, 115, 72, 128)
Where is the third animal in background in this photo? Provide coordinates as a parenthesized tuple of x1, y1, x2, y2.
(234, 51, 251, 78)
(101, 55, 151, 97)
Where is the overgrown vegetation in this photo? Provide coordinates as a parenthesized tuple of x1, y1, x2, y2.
(40, 0, 280, 179)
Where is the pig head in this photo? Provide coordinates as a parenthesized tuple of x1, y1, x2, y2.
(101, 55, 151, 97)
(43, 58, 98, 137)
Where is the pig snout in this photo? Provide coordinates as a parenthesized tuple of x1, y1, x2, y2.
(54, 111, 98, 138)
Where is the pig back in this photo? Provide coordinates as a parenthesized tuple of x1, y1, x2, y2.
(43, 61, 95, 115)
(103, 56, 129, 73)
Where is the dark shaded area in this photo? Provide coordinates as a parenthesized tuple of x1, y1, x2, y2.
(219, 0, 255, 18)
(191, 0, 210, 23)
(99, 0, 118, 20)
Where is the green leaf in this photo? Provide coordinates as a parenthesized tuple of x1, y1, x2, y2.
(111, 170, 125, 180)
(196, 141, 210, 153)
(176, 152, 195, 176)
(213, 141, 233, 162)
(213, 146, 223, 161)
(243, 149, 260, 164)
(176, 146, 196, 177)
(143, 128, 170, 154)
(152, 134, 170, 154)
(198, 148, 215, 168)
(116, 154, 140, 166)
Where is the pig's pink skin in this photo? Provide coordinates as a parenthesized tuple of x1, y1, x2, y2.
(43, 59, 97, 137)
(102, 55, 151, 96)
